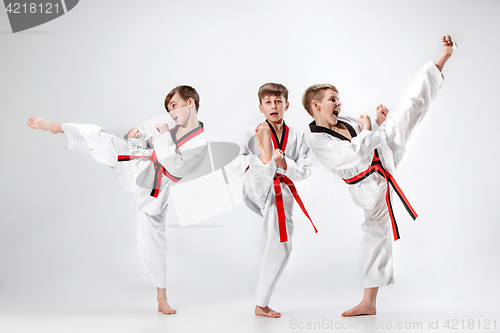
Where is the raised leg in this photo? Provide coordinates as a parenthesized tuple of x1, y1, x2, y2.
(434, 35, 457, 72)
(380, 59, 444, 166)
(255, 122, 273, 164)
(27, 116, 63, 134)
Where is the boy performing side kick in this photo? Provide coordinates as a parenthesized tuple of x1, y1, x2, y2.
(232, 83, 317, 318)
(303, 36, 456, 316)
(27, 85, 207, 314)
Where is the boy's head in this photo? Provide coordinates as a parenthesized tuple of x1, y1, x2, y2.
(258, 83, 289, 104)
(258, 83, 289, 124)
(165, 85, 200, 113)
(302, 84, 341, 126)
(164, 85, 200, 126)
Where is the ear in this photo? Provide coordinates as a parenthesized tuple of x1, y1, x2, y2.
(285, 102, 290, 111)
(259, 103, 263, 113)
(187, 97, 195, 108)
(312, 100, 320, 112)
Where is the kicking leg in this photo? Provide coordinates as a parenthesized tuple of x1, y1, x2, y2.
(27, 116, 63, 134)
(434, 35, 457, 72)
(380, 36, 451, 166)
(255, 122, 273, 164)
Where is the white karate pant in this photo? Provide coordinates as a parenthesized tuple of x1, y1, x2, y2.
(136, 207, 168, 289)
(354, 61, 443, 287)
(244, 158, 295, 307)
(62, 123, 168, 289)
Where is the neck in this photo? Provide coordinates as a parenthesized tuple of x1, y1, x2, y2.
(267, 119, 284, 132)
(179, 114, 199, 132)
(315, 118, 339, 131)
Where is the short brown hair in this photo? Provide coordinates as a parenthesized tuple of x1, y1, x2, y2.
(164, 85, 200, 112)
(258, 83, 289, 104)
(302, 84, 338, 116)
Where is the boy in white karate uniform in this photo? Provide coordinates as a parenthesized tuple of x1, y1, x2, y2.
(233, 83, 317, 318)
(303, 36, 456, 316)
(27, 85, 207, 314)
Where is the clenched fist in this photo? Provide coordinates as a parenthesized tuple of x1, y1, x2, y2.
(357, 114, 372, 131)
(375, 104, 389, 127)
(127, 127, 142, 139)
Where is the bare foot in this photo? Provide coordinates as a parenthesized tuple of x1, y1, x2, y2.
(434, 35, 457, 72)
(158, 299, 177, 315)
(27, 117, 63, 134)
(255, 122, 273, 164)
(341, 302, 377, 317)
(342, 286, 378, 317)
(255, 305, 281, 318)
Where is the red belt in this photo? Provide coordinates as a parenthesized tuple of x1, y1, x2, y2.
(117, 150, 181, 197)
(273, 173, 318, 243)
(342, 150, 417, 241)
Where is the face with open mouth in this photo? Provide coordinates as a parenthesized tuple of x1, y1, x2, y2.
(316, 89, 341, 127)
(166, 92, 192, 126)
(259, 95, 289, 124)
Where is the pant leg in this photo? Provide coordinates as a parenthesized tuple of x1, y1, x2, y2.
(61, 123, 136, 191)
(136, 206, 168, 289)
(255, 203, 294, 307)
(62, 123, 130, 166)
(380, 61, 444, 167)
(351, 175, 394, 288)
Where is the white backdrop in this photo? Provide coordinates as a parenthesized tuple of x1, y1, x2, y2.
(1, 1, 499, 332)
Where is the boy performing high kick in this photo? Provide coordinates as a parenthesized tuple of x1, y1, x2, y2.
(27, 85, 207, 315)
(303, 36, 456, 316)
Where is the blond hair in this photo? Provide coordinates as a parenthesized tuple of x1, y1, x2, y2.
(302, 84, 338, 116)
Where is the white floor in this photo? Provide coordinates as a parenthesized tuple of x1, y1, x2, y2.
(1, 283, 498, 333)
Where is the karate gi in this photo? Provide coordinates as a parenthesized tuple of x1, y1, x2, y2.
(233, 121, 313, 307)
(308, 61, 443, 287)
(61, 122, 207, 289)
